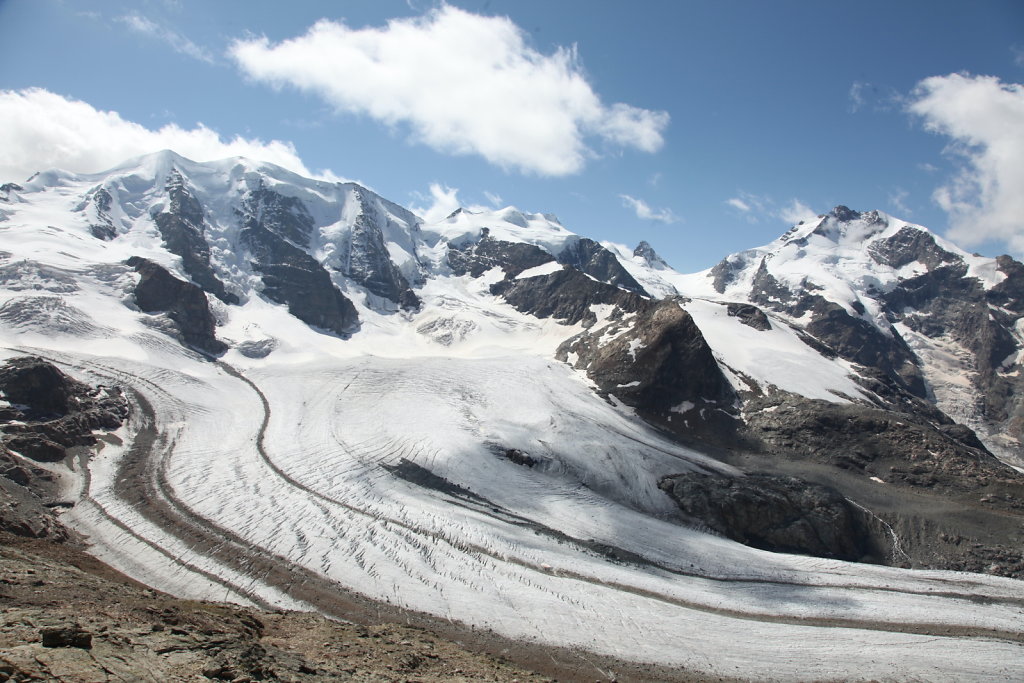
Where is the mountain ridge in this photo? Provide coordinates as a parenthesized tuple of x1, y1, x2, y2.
(1, 151, 1023, 680)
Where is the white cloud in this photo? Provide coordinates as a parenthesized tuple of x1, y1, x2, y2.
(408, 183, 493, 223)
(483, 191, 503, 207)
(0, 88, 339, 182)
(726, 197, 751, 212)
(620, 194, 679, 224)
(908, 73, 1024, 253)
(229, 6, 669, 176)
(777, 199, 818, 225)
(119, 13, 214, 64)
(724, 191, 773, 222)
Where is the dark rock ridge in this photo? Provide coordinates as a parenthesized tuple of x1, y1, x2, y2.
(491, 267, 646, 326)
(558, 299, 735, 417)
(447, 230, 555, 278)
(557, 237, 647, 294)
(868, 225, 959, 270)
(153, 170, 238, 305)
(658, 471, 873, 561)
(633, 240, 670, 269)
(338, 189, 421, 310)
(238, 187, 359, 338)
(127, 256, 228, 355)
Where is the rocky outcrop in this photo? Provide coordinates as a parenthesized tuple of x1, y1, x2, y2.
(447, 230, 555, 278)
(153, 170, 238, 304)
(742, 395, 1013, 489)
(0, 536, 550, 682)
(868, 226, 958, 270)
(491, 267, 646, 326)
(559, 299, 734, 414)
(804, 300, 927, 398)
(238, 189, 359, 338)
(726, 303, 770, 330)
(0, 357, 128, 463)
(127, 257, 228, 355)
(0, 358, 127, 541)
(659, 471, 872, 561)
(557, 237, 646, 294)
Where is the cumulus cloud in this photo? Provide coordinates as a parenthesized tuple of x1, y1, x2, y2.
(777, 199, 818, 225)
(0, 88, 339, 182)
(620, 195, 679, 224)
(229, 5, 669, 176)
(119, 13, 214, 63)
(908, 73, 1024, 253)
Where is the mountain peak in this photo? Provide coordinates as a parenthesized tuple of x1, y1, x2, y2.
(633, 240, 670, 269)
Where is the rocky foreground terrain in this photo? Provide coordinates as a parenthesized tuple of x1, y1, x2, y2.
(0, 533, 560, 683)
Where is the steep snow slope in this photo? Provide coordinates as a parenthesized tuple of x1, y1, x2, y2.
(0, 155, 1022, 680)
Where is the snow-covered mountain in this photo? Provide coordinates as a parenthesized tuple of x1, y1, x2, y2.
(1, 151, 1022, 680)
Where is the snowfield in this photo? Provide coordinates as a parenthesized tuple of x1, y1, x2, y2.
(0, 152, 1022, 680)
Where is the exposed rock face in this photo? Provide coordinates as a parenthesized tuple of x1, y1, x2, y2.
(0, 470, 71, 540)
(804, 300, 927, 398)
(557, 237, 646, 294)
(153, 170, 238, 305)
(868, 226, 958, 270)
(559, 299, 735, 415)
(0, 357, 127, 541)
(726, 302, 770, 330)
(79, 186, 116, 241)
(338, 189, 422, 310)
(127, 257, 228, 355)
(633, 240, 670, 269)
(0, 357, 128, 462)
(238, 187, 359, 338)
(447, 230, 555, 278)
(720, 391, 1024, 576)
(659, 471, 871, 561)
(885, 260, 1024, 428)
(491, 267, 646, 326)
(0, 357, 92, 417)
(743, 395, 1011, 489)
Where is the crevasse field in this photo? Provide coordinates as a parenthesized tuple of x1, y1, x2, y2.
(1, 156, 1022, 680)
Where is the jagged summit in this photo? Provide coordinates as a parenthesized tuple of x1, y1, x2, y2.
(633, 240, 670, 269)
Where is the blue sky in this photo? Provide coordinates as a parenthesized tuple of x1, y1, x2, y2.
(1, 0, 1022, 272)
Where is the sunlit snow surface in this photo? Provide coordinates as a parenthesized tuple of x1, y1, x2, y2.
(1, 156, 1022, 680)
